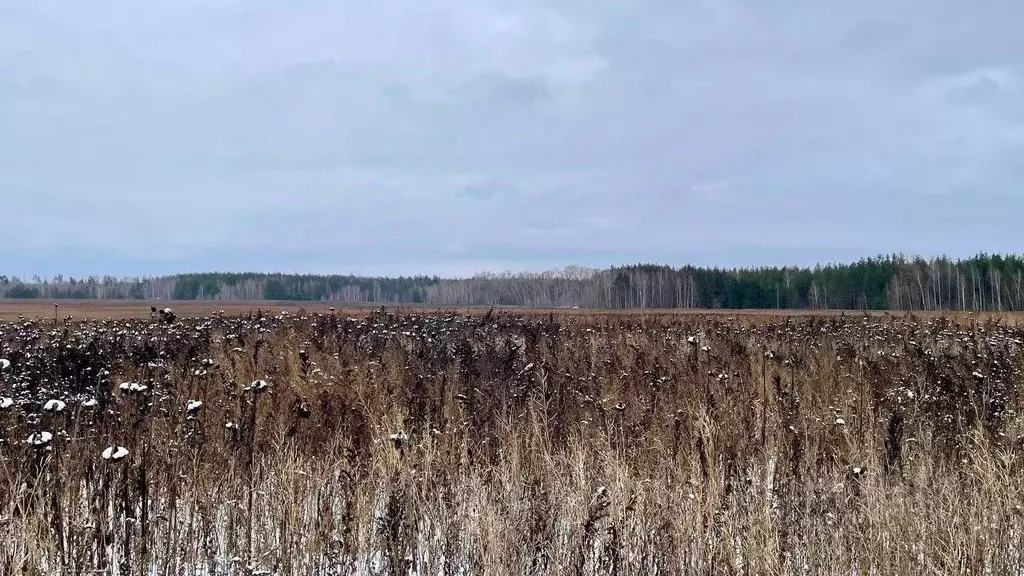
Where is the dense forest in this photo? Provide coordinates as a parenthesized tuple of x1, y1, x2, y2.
(2, 254, 1024, 311)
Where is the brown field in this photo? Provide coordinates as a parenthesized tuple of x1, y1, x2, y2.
(3, 297, 1023, 323)
(0, 299, 354, 320)
(3, 304, 1024, 573)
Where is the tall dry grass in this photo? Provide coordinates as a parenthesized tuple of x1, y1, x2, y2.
(1, 309, 1023, 574)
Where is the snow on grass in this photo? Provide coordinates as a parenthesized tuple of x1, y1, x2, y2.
(244, 379, 269, 392)
(119, 381, 148, 393)
(27, 431, 53, 446)
(102, 446, 129, 461)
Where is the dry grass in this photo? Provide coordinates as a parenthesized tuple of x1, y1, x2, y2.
(1, 308, 1023, 575)
(7, 298, 1024, 322)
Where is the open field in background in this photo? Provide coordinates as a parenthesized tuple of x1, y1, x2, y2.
(2, 306, 1024, 574)
(0, 299, 356, 320)
(3, 297, 1024, 323)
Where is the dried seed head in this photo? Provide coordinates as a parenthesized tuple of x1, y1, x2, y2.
(102, 446, 129, 462)
(27, 431, 53, 446)
(389, 430, 408, 449)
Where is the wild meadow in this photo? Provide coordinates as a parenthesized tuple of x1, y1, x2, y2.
(2, 307, 1023, 575)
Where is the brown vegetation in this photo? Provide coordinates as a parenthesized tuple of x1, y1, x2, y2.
(2, 308, 1024, 574)
(4, 298, 1024, 323)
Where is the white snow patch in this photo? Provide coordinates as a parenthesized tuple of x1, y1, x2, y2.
(244, 379, 268, 392)
(102, 446, 130, 461)
(27, 431, 53, 446)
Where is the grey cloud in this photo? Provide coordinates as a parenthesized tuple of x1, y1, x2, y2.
(1, 0, 1023, 276)
(448, 73, 552, 109)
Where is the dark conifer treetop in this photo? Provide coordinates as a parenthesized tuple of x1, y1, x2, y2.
(1, 253, 1022, 311)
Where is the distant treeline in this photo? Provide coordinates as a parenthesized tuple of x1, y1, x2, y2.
(2, 254, 1024, 311)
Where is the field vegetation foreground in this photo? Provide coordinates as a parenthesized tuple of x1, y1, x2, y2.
(2, 307, 1023, 574)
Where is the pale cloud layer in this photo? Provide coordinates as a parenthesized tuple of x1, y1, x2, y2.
(2, 1, 1022, 277)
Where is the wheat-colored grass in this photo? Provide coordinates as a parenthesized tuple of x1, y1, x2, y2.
(1, 310, 1022, 574)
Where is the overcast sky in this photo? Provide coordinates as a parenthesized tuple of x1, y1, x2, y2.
(2, 1, 1022, 278)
